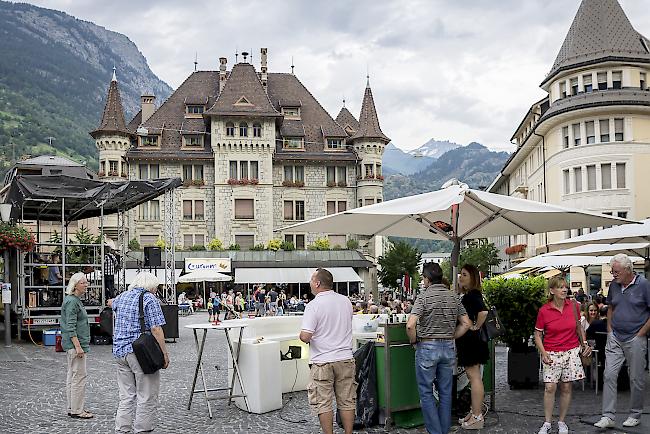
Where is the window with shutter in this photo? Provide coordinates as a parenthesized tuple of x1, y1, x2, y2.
(235, 199, 254, 219)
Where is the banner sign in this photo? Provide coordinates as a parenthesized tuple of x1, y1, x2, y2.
(1, 282, 11, 304)
(184, 258, 231, 273)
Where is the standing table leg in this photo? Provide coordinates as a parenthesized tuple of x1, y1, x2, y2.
(187, 329, 213, 418)
(225, 327, 250, 411)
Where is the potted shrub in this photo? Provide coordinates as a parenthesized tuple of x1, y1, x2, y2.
(227, 243, 241, 250)
(280, 240, 295, 251)
(267, 239, 282, 251)
(207, 238, 224, 251)
(483, 275, 547, 389)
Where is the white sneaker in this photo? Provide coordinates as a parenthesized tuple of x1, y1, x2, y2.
(558, 421, 569, 434)
(538, 421, 552, 434)
(622, 417, 640, 427)
(594, 416, 615, 428)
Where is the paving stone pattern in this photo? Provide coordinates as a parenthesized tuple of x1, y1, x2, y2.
(0, 315, 649, 433)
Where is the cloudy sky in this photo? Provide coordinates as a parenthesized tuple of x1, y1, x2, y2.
(21, 0, 650, 152)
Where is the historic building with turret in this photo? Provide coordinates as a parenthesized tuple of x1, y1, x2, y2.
(488, 0, 650, 272)
(91, 49, 389, 252)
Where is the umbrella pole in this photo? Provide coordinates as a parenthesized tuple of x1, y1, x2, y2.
(451, 203, 460, 292)
(451, 237, 460, 292)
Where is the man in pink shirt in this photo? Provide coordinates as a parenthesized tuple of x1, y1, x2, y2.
(300, 268, 356, 434)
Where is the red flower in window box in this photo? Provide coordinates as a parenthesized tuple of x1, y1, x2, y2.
(326, 181, 337, 187)
(97, 171, 105, 177)
(505, 244, 527, 255)
(227, 178, 238, 185)
(192, 179, 205, 186)
(376, 175, 384, 181)
(250, 178, 259, 185)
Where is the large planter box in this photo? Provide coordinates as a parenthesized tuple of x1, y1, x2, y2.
(507, 348, 540, 389)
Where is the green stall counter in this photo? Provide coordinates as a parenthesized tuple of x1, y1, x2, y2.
(375, 321, 423, 430)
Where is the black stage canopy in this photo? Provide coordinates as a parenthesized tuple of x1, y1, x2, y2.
(5, 175, 182, 222)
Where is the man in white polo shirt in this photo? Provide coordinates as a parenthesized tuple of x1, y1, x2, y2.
(300, 268, 356, 434)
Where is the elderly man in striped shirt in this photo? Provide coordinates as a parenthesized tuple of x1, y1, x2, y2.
(406, 262, 471, 434)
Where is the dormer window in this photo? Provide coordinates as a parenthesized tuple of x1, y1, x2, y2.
(283, 137, 304, 150)
(597, 72, 607, 90)
(560, 81, 567, 98)
(282, 107, 300, 119)
(226, 122, 235, 137)
(570, 78, 578, 95)
(583, 74, 592, 92)
(141, 135, 158, 146)
(239, 122, 248, 137)
(186, 105, 204, 114)
(326, 139, 343, 150)
(184, 135, 204, 147)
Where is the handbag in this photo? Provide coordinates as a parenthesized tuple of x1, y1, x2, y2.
(132, 291, 165, 374)
(570, 300, 592, 367)
(479, 305, 504, 342)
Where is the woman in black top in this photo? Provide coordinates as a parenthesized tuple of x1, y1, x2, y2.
(456, 264, 489, 430)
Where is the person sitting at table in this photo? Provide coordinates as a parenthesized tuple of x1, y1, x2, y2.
(581, 301, 599, 334)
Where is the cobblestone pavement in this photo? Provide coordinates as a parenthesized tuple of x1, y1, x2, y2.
(0, 314, 649, 433)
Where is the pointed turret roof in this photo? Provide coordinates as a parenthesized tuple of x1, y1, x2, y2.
(205, 63, 280, 117)
(542, 0, 650, 86)
(350, 83, 390, 143)
(90, 74, 130, 139)
(335, 106, 359, 136)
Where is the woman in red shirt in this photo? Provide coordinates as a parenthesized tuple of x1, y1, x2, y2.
(534, 277, 591, 434)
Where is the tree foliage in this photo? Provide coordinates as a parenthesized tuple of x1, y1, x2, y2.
(441, 241, 502, 278)
(378, 241, 422, 289)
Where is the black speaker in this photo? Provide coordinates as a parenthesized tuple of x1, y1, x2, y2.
(144, 246, 162, 267)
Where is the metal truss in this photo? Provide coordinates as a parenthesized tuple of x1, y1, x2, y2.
(163, 189, 176, 303)
(116, 210, 127, 294)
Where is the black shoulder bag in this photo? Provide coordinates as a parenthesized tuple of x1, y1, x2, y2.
(132, 291, 165, 374)
(479, 295, 505, 342)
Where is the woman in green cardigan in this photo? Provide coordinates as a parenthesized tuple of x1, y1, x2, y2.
(61, 272, 92, 419)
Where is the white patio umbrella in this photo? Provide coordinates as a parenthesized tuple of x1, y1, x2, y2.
(177, 268, 232, 283)
(547, 242, 649, 258)
(281, 179, 635, 289)
(550, 218, 650, 249)
(514, 255, 642, 270)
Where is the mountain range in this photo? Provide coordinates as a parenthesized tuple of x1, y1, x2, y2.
(383, 139, 462, 175)
(0, 1, 172, 172)
(383, 142, 510, 200)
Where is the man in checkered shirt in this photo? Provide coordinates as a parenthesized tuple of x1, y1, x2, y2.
(108, 271, 168, 433)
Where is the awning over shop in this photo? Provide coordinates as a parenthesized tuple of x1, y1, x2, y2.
(234, 267, 362, 284)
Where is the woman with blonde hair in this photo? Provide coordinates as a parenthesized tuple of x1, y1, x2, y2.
(456, 264, 489, 430)
(60, 272, 93, 419)
(534, 277, 591, 434)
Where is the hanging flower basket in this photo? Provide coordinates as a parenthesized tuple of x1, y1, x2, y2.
(0, 223, 36, 252)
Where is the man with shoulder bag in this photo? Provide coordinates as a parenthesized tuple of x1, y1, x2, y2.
(108, 271, 169, 433)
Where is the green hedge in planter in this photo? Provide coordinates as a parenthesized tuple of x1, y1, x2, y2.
(483, 275, 547, 352)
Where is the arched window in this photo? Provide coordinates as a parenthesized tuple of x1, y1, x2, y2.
(239, 122, 248, 137)
(226, 122, 235, 137)
(253, 123, 262, 137)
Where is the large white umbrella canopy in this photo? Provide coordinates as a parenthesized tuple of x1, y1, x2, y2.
(550, 218, 650, 249)
(177, 268, 232, 283)
(281, 180, 635, 287)
(281, 180, 633, 240)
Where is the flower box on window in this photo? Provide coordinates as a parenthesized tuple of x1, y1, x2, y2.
(227, 178, 238, 185)
(326, 181, 337, 187)
(108, 170, 118, 176)
(120, 172, 128, 178)
(250, 178, 259, 185)
(282, 180, 304, 188)
(183, 180, 193, 187)
(98, 171, 105, 177)
(191, 179, 205, 186)
(376, 175, 384, 181)
(337, 181, 347, 187)
(505, 244, 527, 255)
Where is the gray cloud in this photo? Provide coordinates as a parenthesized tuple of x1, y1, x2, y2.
(18, 0, 650, 152)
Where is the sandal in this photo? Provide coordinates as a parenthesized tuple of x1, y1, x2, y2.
(69, 411, 94, 419)
(461, 413, 484, 430)
(458, 412, 472, 424)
